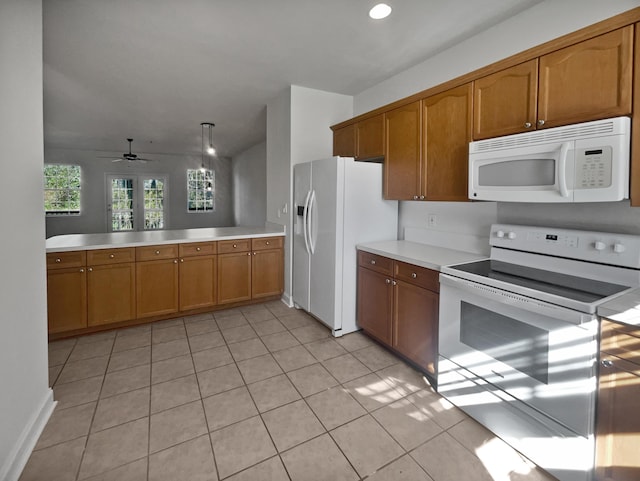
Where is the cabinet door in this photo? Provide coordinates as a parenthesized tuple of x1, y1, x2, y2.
(384, 101, 422, 200)
(423, 83, 473, 201)
(136, 259, 179, 318)
(87, 263, 136, 326)
(217, 252, 252, 304)
(333, 124, 356, 157)
(595, 355, 640, 481)
(179, 255, 217, 311)
(538, 26, 633, 129)
(393, 280, 439, 375)
(252, 249, 283, 299)
(356, 114, 384, 160)
(47, 267, 87, 333)
(357, 266, 393, 345)
(473, 60, 538, 139)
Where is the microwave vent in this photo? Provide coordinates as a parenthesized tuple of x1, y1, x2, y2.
(471, 117, 627, 153)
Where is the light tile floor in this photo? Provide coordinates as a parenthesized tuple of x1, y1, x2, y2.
(23, 301, 558, 481)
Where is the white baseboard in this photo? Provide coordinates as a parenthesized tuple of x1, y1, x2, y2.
(280, 293, 293, 307)
(1, 389, 56, 481)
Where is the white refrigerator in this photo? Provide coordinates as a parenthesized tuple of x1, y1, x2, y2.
(293, 156, 398, 336)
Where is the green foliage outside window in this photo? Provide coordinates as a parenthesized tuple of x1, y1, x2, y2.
(44, 164, 81, 215)
(187, 169, 214, 212)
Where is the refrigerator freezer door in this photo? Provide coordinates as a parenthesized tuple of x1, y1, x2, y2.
(308, 158, 342, 331)
(293, 162, 312, 311)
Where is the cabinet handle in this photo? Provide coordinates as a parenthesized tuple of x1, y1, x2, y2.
(266, 241, 270, 245)
(196, 247, 201, 252)
(413, 195, 419, 200)
(524, 122, 532, 128)
(109, 254, 115, 259)
(411, 272, 417, 279)
(155, 250, 160, 255)
(80, 268, 85, 273)
(55, 258, 61, 263)
(537, 119, 545, 126)
(173, 259, 178, 264)
(385, 278, 391, 284)
(180, 259, 184, 263)
(419, 195, 425, 200)
(392, 280, 397, 286)
(233, 244, 237, 248)
(247, 252, 251, 256)
(601, 359, 614, 368)
(370, 259, 376, 265)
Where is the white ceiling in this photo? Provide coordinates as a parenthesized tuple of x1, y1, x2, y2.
(43, 0, 543, 158)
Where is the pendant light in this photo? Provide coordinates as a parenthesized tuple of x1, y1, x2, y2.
(200, 122, 215, 192)
(200, 122, 215, 172)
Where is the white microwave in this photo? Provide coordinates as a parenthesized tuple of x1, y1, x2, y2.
(468, 116, 630, 203)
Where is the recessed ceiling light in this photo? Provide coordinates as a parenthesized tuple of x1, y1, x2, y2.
(369, 3, 392, 20)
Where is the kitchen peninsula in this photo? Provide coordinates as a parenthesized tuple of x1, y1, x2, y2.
(45, 226, 285, 338)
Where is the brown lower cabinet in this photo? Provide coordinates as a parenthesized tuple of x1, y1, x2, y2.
(357, 250, 439, 378)
(595, 319, 640, 481)
(87, 263, 136, 326)
(47, 265, 87, 334)
(46, 237, 284, 335)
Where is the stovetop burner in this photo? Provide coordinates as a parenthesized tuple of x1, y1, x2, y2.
(448, 259, 629, 303)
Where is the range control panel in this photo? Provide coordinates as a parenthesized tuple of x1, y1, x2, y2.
(490, 224, 640, 268)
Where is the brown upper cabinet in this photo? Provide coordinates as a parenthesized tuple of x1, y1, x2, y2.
(539, 26, 633, 128)
(384, 100, 422, 200)
(333, 124, 356, 157)
(333, 115, 384, 160)
(473, 27, 633, 139)
(355, 114, 384, 160)
(473, 60, 539, 140)
(383, 84, 472, 202)
(423, 83, 473, 201)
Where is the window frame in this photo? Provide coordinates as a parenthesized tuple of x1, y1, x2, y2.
(106, 174, 169, 232)
(186, 168, 215, 213)
(44, 164, 82, 216)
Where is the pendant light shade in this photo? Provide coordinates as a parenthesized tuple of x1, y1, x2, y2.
(200, 122, 215, 170)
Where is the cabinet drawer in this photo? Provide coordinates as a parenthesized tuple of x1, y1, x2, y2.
(87, 248, 135, 266)
(394, 261, 439, 292)
(136, 244, 178, 261)
(358, 251, 393, 276)
(218, 239, 251, 254)
(252, 236, 283, 251)
(47, 251, 86, 269)
(179, 242, 217, 257)
(601, 320, 640, 366)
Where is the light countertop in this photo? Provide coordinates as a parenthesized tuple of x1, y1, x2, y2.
(357, 240, 487, 271)
(46, 226, 285, 253)
(598, 288, 640, 326)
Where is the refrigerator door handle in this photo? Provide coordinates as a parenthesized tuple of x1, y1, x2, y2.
(302, 190, 312, 255)
(308, 190, 317, 254)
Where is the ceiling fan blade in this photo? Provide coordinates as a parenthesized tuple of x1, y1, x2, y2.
(111, 158, 124, 162)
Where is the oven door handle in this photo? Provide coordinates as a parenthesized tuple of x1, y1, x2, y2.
(439, 274, 593, 326)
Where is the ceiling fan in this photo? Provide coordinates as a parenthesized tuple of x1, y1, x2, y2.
(100, 138, 156, 163)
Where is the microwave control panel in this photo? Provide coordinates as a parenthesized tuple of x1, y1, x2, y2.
(575, 146, 612, 189)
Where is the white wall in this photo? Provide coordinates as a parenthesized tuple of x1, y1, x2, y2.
(353, 0, 640, 237)
(266, 86, 353, 303)
(232, 141, 267, 226)
(44, 148, 234, 237)
(0, 2, 55, 480)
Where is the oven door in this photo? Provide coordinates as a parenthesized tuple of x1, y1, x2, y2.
(439, 274, 597, 437)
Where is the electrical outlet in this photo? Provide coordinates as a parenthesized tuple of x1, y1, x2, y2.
(428, 214, 437, 227)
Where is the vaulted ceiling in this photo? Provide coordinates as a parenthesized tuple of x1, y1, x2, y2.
(43, 0, 543, 158)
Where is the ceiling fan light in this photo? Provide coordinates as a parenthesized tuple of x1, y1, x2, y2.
(369, 3, 392, 19)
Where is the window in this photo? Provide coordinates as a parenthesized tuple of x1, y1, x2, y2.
(44, 164, 81, 215)
(187, 169, 214, 212)
(107, 175, 167, 232)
